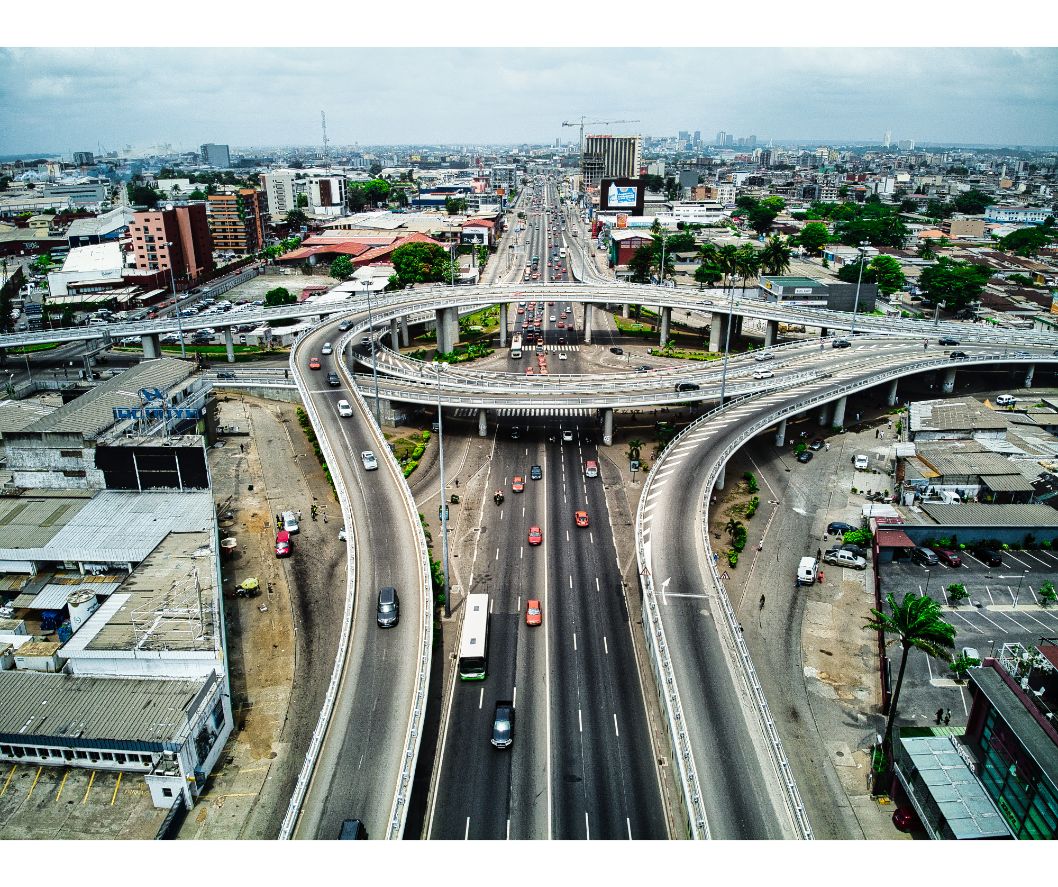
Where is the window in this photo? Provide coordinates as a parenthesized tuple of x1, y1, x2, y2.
(60, 449, 80, 458)
(162, 787, 173, 798)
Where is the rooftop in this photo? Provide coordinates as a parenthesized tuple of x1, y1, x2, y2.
(918, 502, 1058, 527)
(910, 398, 1009, 435)
(758, 276, 824, 288)
(57, 242, 124, 274)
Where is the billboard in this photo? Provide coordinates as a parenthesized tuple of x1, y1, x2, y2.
(600, 177, 645, 216)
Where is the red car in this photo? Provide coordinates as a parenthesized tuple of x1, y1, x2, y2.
(528, 526, 542, 546)
(892, 807, 920, 833)
(575, 510, 589, 527)
(308, 356, 322, 370)
(275, 530, 292, 558)
(525, 599, 542, 626)
(556, 321, 565, 329)
(512, 476, 525, 493)
(936, 548, 962, 567)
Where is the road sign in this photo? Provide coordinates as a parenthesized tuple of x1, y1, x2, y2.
(630, 459, 640, 472)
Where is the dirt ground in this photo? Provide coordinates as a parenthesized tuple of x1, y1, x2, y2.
(178, 394, 345, 839)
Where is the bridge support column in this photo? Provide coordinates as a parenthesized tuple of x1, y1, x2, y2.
(715, 463, 726, 491)
(818, 403, 830, 426)
(224, 328, 236, 363)
(942, 367, 956, 394)
(499, 304, 508, 348)
(622, 304, 630, 319)
(820, 327, 828, 339)
(584, 304, 593, 345)
(400, 316, 410, 347)
(367, 396, 397, 427)
(659, 307, 671, 346)
(1025, 363, 1035, 388)
(478, 408, 488, 437)
(831, 396, 848, 428)
(709, 313, 725, 351)
(764, 319, 778, 348)
(774, 418, 787, 447)
(140, 333, 161, 359)
(391, 318, 400, 351)
(733, 315, 743, 340)
(602, 408, 614, 446)
(887, 378, 899, 407)
(435, 307, 459, 354)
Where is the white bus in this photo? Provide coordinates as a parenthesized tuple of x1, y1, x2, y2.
(510, 333, 523, 360)
(458, 593, 490, 681)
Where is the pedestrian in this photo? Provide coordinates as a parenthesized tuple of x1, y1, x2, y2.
(825, 442, 830, 452)
(757, 540, 763, 552)
(875, 429, 879, 439)
(759, 594, 766, 610)
(455, 478, 459, 488)
(944, 709, 951, 726)
(816, 548, 822, 561)
(239, 443, 244, 453)
(935, 708, 944, 725)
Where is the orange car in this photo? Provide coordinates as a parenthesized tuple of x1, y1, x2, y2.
(525, 599, 542, 626)
(575, 510, 589, 527)
(512, 476, 525, 493)
(528, 525, 542, 546)
(308, 356, 322, 370)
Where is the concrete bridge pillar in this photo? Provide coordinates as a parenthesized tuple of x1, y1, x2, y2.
(1025, 363, 1035, 388)
(584, 304, 593, 345)
(659, 307, 671, 346)
(831, 396, 848, 428)
(602, 407, 613, 446)
(400, 316, 410, 347)
(764, 319, 778, 348)
(820, 327, 828, 339)
(733, 315, 743, 340)
(818, 403, 830, 427)
(942, 367, 956, 393)
(709, 313, 726, 352)
(435, 307, 459, 354)
(622, 304, 630, 319)
(391, 318, 400, 352)
(774, 418, 787, 447)
(499, 304, 508, 348)
(224, 327, 236, 363)
(140, 333, 161, 359)
(478, 408, 488, 437)
(887, 378, 899, 407)
(715, 463, 726, 491)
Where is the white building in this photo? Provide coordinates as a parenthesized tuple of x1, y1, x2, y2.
(985, 206, 1049, 225)
(46, 242, 128, 297)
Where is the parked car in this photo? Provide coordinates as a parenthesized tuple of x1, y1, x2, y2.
(938, 337, 960, 346)
(972, 545, 1003, 566)
(796, 450, 813, 463)
(827, 521, 857, 536)
(831, 339, 851, 348)
(912, 547, 940, 566)
(808, 438, 825, 451)
(275, 530, 292, 558)
(949, 351, 968, 359)
(831, 543, 869, 560)
(936, 548, 962, 568)
(823, 549, 867, 570)
(361, 451, 378, 471)
(853, 454, 869, 470)
(609, 346, 624, 355)
(282, 511, 300, 534)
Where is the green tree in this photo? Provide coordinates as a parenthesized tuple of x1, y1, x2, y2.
(836, 215, 909, 248)
(748, 196, 786, 235)
(663, 232, 697, 253)
(735, 244, 761, 296)
(694, 262, 722, 289)
(716, 243, 741, 288)
(758, 235, 792, 276)
(864, 592, 956, 752)
(444, 196, 468, 215)
(391, 242, 454, 286)
(951, 189, 991, 215)
(264, 286, 296, 307)
(998, 226, 1055, 257)
(369, 162, 383, 176)
(919, 257, 992, 312)
(868, 255, 906, 296)
(949, 652, 980, 681)
(899, 198, 920, 213)
(628, 245, 654, 284)
(946, 582, 968, 605)
(641, 174, 664, 192)
(329, 255, 354, 280)
(798, 222, 830, 255)
(127, 182, 161, 208)
(285, 208, 308, 228)
(33, 253, 53, 274)
(917, 241, 938, 260)
(296, 193, 308, 208)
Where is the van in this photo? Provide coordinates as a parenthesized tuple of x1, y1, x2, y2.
(584, 460, 599, 478)
(797, 556, 817, 586)
(376, 586, 399, 628)
(995, 394, 1017, 407)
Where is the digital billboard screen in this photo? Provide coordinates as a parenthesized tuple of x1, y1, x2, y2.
(600, 178, 645, 216)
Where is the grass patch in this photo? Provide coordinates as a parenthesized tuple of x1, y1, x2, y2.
(8, 342, 60, 354)
(648, 346, 721, 361)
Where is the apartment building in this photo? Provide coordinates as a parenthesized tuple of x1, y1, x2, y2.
(128, 204, 215, 284)
(261, 170, 347, 219)
(582, 135, 642, 188)
(207, 189, 264, 254)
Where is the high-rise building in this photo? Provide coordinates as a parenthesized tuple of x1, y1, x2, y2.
(200, 143, 231, 168)
(207, 189, 264, 254)
(716, 131, 726, 147)
(725, 133, 734, 147)
(693, 130, 701, 146)
(128, 204, 214, 284)
(73, 151, 95, 167)
(884, 129, 892, 148)
(261, 171, 298, 219)
(581, 134, 641, 187)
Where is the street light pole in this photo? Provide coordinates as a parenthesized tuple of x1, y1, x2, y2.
(718, 277, 737, 404)
(166, 243, 186, 358)
(849, 240, 868, 340)
(363, 278, 381, 426)
(1014, 570, 1029, 609)
(433, 361, 452, 619)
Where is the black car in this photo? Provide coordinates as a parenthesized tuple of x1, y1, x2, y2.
(949, 351, 968, 359)
(326, 372, 340, 387)
(972, 546, 1003, 567)
(827, 521, 857, 536)
(530, 465, 542, 480)
(376, 586, 399, 628)
(832, 339, 851, 349)
(339, 819, 367, 840)
(338, 320, 353, 331)
(938, 337, 960, 346)
(796, 450, 813, 463)
(491, 700, 515, 749)
(675, 382, 700, 392)
(216, 370, 236, 380)
(808, 438, 825, 451)
(609, 346, 624, 355)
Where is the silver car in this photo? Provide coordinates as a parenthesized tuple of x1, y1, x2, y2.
(361, 451, 378, 471)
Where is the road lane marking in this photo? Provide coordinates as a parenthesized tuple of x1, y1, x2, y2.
(520, 547, 524, 559)
(27, 765, 42, 801)
(578, 709, 583, 731)
(479, 687, 484, 709)
(82, 769, 95, 804)
(566, 530, 570, 542)
(595, 577, 600, 591)
(569, 575, 573, 589)
(507, 819, 510, 840)
(585, 811, 590, 840)
(603, 635, 609, 654)
(627, 818, 632, 840)
(517, 596, 521, 611)
(495, 548, 499, 561)
(490, 598, 494, 614)
(465, 817, 470, 840)
(111, 771, 122, 805)
(661, 576, 671, 605)
(55, 769, 69, 803)
(0, 765, 14, 799)
(513, 685, 518, 707)
(573, 632, 577, 650)
(613, 713, 620, 737)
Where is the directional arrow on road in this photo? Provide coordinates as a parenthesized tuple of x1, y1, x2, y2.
(661, 576, 671, 606)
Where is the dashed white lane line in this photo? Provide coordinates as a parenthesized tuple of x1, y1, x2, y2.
(578, 709, 583, 731)
(603, 635, 608, 654)
(613, 713, 620, 737)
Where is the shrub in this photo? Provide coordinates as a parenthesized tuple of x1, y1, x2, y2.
(947, 583, 968, 605)
(1042, 539, 1053, 550)
(843, 528, 872, 546)
(794, 442, 808, 455)
(1040, 581, 1057, 606)
(745, 496, 760, 519)
(421, 429, 431, 442)
(727, 550, 739, 568)
(743, 472, 759, 494)
(403, 460, 419, 477)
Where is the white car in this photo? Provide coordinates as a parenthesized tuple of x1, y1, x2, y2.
(753, 351, 775, 362)
(558, 353, 568, 361)
(752, 369, 774, 380)
(361, 451, 378, 471)
(337, 399, 353, 417)
(282, 510, 300, 534)
(550, 315, 557, 322)
(562, 429, 574, 443)
(854, 454, 869, 470)
(321, 342, 333, 355)
(995, 394, 1017, 406)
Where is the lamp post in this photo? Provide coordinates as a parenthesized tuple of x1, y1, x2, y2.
(923, 569, 931, 599)
(1013, 569, 1029, 610)
(165, 243, 187, 358)
(432, 361, 452, 619)
(849, 240, 869, 340)
(362, 278, 381, 426)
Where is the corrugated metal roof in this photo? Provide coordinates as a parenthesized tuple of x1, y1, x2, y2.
(978, 473, 1035, 492)
(920, 502, 1058, 527)
(15, 359, 193, 438)
(0, 670, 206, 744)
(911, 398, 1008, 433)
(21, 579, 124, 610)
(0, 494, 91, 550)
(0, 399, 61, 437)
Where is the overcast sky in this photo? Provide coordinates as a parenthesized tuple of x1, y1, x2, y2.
(1, 47, 1056, 155)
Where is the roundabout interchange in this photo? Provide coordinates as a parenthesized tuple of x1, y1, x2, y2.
(6, 180, 1058, 841)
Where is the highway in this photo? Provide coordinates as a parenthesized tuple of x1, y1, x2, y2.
(287, 319, 430, 840)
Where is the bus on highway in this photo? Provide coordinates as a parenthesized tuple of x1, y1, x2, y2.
(510, 333, 523, 359)
(458, 593, 490, 681)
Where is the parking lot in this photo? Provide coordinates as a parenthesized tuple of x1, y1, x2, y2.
(877, 547, 1058, 724)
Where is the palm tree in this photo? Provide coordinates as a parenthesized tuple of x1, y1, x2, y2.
(864, 592, 956, 753)
(716, 244, 741, 289)
(759, 235, 792, 276)
(723, 517, 743, 538)
(735, 244, 761, 297)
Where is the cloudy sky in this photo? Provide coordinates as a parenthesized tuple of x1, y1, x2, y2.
(1, 47, 1056, 155)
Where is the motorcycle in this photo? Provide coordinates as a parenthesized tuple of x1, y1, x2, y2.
(493, 491, 504, 506)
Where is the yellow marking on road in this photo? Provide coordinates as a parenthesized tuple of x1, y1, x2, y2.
(82, 770, 96, 804)
(236, 766, 269, 774)
(26, 766, 42, 800)
(110, 771, 122, 806)
(55, 769, 70, 803)
(0, 765, 15, 799)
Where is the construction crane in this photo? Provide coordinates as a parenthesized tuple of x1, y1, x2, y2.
(561, 117, 641, 152)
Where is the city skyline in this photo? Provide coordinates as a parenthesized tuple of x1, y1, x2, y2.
(1, 47, 1056, 155)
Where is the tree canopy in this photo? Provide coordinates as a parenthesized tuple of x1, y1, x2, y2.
(347, 179, 391, 212)
(127, 183, 161, 208)
(836, 255, 906, 295)
(264, 286, 296, 307)
(919, 257, 992, 311)
(797, 222, 830, 254)
(737, 196, 786, 235)
(329, 255, 354, 281)
(627, 245, 653, 283)
(998, 225, 1055, 257)
(758, 235, 792, 276)
(391, 242, 454, 287)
